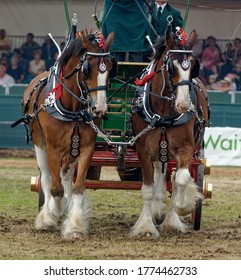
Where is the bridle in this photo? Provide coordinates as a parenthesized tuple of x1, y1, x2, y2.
(150, 49, 199, 107)
(54, 50, 111, 109)
(132, 47, 200, 128)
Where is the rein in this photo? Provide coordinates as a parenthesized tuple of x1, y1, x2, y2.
(53, 72, 90, 106)
(114, 77, 175, 103)
(58, 50, 110, 106)
(134, 0, 159, 39)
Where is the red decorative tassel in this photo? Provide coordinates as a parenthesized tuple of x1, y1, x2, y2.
(50, 71, 63, 101)
(134, 71, 156, 86)
(98, 33, 105, 50)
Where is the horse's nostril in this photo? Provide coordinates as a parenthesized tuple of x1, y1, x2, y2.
(176, 101, 190, 113)
(176, 103, 182, 111)
(96, 111, 103, 117)
(91, 107, 104, 117)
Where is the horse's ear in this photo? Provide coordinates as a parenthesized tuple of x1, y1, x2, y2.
(165, 26, 174, 48)
(187, 30, 198, 49)
(81, 31, 92, 50)
(105, 32, 114, 52)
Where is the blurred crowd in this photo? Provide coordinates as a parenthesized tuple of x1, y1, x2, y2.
(194, 35, 241, 92)
(1, 27, 241, 93)
(0, 29, 66, 86)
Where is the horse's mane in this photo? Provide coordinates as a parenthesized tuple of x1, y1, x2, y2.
(153, 37, 166, 60)
(58, 34, 97, 68)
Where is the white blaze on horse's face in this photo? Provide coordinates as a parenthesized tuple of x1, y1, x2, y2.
(173, 59, 191, 113)
(94, 71, 107, 116)
(96, 71, 108, 115)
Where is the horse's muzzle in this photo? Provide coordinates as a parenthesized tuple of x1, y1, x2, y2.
(175, 100, 191, 114)
(91, 105, 107, 117)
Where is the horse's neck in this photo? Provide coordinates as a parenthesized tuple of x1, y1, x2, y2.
(60, 60, 83, 112)
(151, 74, 174, 116)
(62, 80, 83, 111)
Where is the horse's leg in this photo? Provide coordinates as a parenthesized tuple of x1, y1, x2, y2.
(161, 149, 202, 232)
(38, 143, 65, 226)
(173, 167, 202, 216)
(61, 145, 92, 240)
(129, 147, 159, 239)
(151, 162, 167, 223)
(34, 146, 59, 231)
(160, 181, 190, 233)
(60, 160, 78, 214)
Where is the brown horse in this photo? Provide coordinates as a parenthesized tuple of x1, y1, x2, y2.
(18, 32, 114, 239)
(131, 28, 209, 238)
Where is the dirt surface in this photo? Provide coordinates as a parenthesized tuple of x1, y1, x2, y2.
(0, 149, 35, 159)
(0, 150, 241, 260)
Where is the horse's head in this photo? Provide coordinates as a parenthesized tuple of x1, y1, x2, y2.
(59, 31, 115, 117)
(80, 32, 115, 116)
(163, 28, 200, 113)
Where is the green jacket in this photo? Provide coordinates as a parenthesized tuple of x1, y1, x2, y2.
(149, 3, 184, 41)
(101, 0, 149, 52)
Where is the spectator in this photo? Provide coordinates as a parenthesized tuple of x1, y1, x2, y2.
(203, 64, 220, 84)
(7, 55, 25, 84)
(27, 49, 46, 82)
(0, 53, 10, 69)
(206, 74, 218, 90)
(219, 53, 233, 80)
(149, 0, 184, 39)
(0, 63, 15, 86)
(12, 48, 29, 78)
(233, 61, 241, 90)
(0, 29, 12, 59)
(101, 0, 149, 62)
(201, 36, 222, 71)
(215, 76, 236, 92)
(41, 35, 58, 70)
(232, 37, 241, 64)
(20, 32, 41, 61)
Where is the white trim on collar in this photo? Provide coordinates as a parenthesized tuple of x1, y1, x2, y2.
(156, 3, 167, 12)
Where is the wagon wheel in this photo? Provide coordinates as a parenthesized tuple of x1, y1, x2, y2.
(86, 166, 102, 180)
(118, 167, 142, 181)
(192, 163, 204, 230)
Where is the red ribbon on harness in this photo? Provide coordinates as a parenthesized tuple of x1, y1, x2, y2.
(98, 33, 105, 50)
(50, 71, 63, 101)
(134, 71, 156, 86)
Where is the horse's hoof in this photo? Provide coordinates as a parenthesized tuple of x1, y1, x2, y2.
(64, 231, 87, 240)
(35, 225, 56, 232)
(144, 232, 159, 240)
(35, 219, 57, 232)
(175, 206, 194, 216)
(159, 222, 190, 233)
(129, 229, 159, 240)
